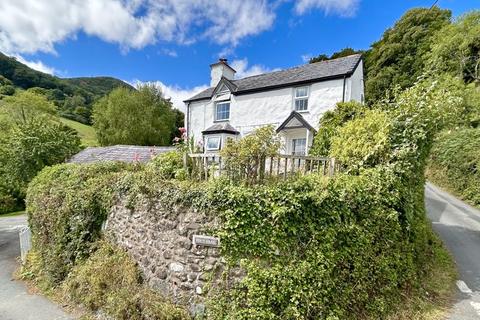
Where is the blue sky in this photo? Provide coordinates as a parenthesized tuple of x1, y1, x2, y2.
(0, 0, 478, 110)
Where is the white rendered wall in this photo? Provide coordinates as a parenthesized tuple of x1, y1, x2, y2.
(347, 60, 364, 102)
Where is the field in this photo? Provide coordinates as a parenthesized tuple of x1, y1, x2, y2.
(60, 118, 98, 147)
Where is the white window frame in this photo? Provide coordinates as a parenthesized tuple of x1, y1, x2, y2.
(292, 138, 307, 156)
(215, 102, 230, 122)
(293, 86, 309, 112)
(205, 136, 221, 151)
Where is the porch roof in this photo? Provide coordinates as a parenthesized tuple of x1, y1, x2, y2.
(202, 122, 240, 135)
(276, 111, 316, 133)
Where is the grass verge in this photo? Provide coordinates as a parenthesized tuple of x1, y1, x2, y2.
(0, 210, 25, 217)
(387, 229, 457, 320)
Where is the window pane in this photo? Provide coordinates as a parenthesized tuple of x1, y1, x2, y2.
(295, 98, 308, 111)
(292, 138, 306, 155)
(206, 137, 220, 150)
(216, 102, 230, 121)
(295, 87, 308, 97)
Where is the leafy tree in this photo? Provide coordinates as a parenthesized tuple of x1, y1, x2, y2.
(0, 91, 57, 124)
(171, 108, 185, 142)
(309, 47, 363, 64)
(330, 110, 392, 168)
(92, 85, 176, 146)
(310, 101, 367, 156)
(365, 7, 451, 103)
(0, 117, 81, 198)
(426, 11, 480, 85)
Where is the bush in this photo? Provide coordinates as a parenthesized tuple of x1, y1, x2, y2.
(221, 125, 281, 184)
(0, 84, 15, 96)
(146, 151, 185, 180)
(0, 191, 18, 214)
(427, 127, 480, 206)
(62, 240, 188, 320)
(310, 101, 367, 156)
(330, 110, 392, 169)
(26, 162, 129, 285)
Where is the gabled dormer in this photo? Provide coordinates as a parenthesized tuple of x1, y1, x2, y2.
(212, 76, 237, 97)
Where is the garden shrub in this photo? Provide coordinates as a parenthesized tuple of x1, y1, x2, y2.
(427, 127, 480, 206)
(63, 240, 188, 320)
(146, 150, 186, 180)
(221, 126, 280, 184)
(26, 162, 130, 286)
(310, 101, 367, 156)
(0, 190, 18, 214)
(330, 110, 392, 169)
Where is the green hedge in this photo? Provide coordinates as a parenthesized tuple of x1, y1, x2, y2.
(26, 162, 131, 285)
(427, 128, 480, 206)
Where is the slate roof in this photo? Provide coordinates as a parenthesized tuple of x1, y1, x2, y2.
(276, 111, 316, 133)
(202, 123, 240, 135)
(185, 54, 362, 102)
(68, 145, 175, 164)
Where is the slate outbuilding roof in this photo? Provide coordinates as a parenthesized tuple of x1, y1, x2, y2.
(202, 123, 240, 135)
(68, 145, 175, 164)
(185, 54, 362, 102)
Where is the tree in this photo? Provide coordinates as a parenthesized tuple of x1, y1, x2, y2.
(0, 118, 81, 196)
(426, 11, 480, 85)
(309, 48, 363, 64)
(0, 91, 57, 124)
(92, 85, 176, 146)
(365, 7, 451, 103)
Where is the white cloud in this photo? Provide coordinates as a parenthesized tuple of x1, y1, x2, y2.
(301, 54, 312, 63)
(14, 55, 56, 75)
(130, 79, 209, 113)
(0, 0, 276, 55)
(160, 48, 178, 57)
(294, 0, 359, 17)
(230, 58, 280, 79)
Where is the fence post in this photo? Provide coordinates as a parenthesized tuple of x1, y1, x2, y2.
(329, 158, 336, 177)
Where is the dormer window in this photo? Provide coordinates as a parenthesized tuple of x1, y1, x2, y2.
(215, 102, 230, 121)
(294, 86, 309, 111)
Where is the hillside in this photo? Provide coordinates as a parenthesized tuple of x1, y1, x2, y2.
(60, 117, 98, 147)
(0, 52, 133, 124)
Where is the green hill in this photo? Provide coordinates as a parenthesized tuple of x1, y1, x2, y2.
(60, 117, 98, 147)
(0, 52, 134, 124)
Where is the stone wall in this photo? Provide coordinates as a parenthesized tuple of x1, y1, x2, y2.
(105, 199, 235, 315)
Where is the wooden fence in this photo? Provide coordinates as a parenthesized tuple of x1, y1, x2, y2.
(187, 153, 340, 181)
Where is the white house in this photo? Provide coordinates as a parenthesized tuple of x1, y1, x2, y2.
(184, 54, 364, 155)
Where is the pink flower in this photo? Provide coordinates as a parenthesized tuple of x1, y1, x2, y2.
(179, 127, 186, 134)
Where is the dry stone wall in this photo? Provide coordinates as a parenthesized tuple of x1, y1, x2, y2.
(105, 199, 238, 315)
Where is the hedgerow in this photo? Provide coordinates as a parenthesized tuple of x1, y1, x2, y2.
(26, 161, 133, 286)
(427, 127, 480, 206)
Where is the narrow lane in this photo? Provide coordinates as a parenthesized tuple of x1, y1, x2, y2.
(0, 214, 73, 320)
(426, 183, 480, 320)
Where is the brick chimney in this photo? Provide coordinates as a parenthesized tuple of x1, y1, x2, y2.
(210, 58, 236, 87)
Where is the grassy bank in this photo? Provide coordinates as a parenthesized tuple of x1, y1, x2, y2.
(387, 230, 457, 320)
(60, 117, 98, 147)
(427, 128, 480, 208)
